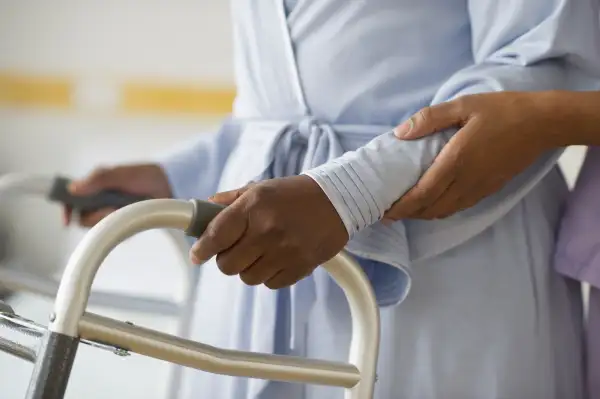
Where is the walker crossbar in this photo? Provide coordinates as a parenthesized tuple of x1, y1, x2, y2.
(0, 173, 202, 398)
(24, 199, 380, 399)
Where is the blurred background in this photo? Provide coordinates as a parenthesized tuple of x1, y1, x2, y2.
(0, 2, 235, 398)
(0, 2, 590, 398)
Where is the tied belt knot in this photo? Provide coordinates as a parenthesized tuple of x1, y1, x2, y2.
(267, 117, 344, 178)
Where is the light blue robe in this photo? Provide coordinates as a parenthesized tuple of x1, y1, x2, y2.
(159, 0, 600, 398)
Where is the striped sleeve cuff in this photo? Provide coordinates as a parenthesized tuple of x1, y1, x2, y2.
(303, 130, 450, 237)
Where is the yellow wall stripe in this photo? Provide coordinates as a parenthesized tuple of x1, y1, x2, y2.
(0, 73, 72, 109)
(122, 82, 235, 115)
(0, 72, 236, 115)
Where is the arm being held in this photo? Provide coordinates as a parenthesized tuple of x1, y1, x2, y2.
(304, 0, 600, 239)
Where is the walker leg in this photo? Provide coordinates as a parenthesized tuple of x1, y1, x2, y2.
(25, 332, 79, 399)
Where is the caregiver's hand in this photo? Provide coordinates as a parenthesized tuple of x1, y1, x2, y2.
(384, 91, 555, 220)
(190, 175, 348, 289)
(63, 164, 173, 227)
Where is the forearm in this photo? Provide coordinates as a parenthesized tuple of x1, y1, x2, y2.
(545, 91, 600, 147)
(157, 126, 239, 200)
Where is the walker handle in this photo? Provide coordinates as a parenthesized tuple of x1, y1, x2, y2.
(48, 176, 150, 213)
(0, 173, 197, 315)
(27, 199, 379, 399)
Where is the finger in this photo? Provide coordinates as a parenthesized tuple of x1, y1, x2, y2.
(448, 180, 507, 214)
(69, 168, 110, 196)
(416, 180, 464, 220)
(215, 234, 265, 277)
(190, 204, 248, 264)
(209, 182, 256, 206)
(70, 166, 133, 196)
(78, 208, 116, 227)
(264, 264, 313, 290)
(238, 255, 282, 286)
(394, 100, 467, 140)
(415, 174, 508, 220)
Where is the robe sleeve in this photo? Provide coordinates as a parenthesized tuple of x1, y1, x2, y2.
(157, 123, 240, 201)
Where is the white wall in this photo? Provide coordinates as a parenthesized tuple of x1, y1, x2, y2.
(0, 0, 234, 275)
(0, 1, 234, 82)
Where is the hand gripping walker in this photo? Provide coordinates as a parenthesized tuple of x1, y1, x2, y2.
(5, 198, 380, 398)
(0, 173, 201, 397)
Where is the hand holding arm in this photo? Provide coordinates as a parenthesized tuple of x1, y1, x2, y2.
(384, 90, 600, 221)
(305, 0, 600, 237)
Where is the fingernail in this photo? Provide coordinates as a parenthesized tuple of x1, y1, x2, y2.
(393, 118, 414, 138)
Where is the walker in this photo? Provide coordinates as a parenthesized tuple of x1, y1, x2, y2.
(0, 198, 380, 398)
(0, 173, 201, 397)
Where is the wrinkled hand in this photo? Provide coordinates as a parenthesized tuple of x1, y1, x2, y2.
(384, 91, 555, 221)
(63, 164, 172, 227)
(190, 175, 348, 289)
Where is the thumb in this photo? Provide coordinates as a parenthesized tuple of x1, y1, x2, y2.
(394, 100, 466, 140)
(208, 182, 256, 206)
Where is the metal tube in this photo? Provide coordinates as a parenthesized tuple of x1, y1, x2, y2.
(325, 252, 379, 398)
(45, 199, 379, 398)
(25, 331, 79, 399)
(79, 312, 361, 388)
(49, 199, 195, 336)
(0, 335, 36, 362)
(0, 174, 200, 399)
(0, 268, 181, 315)
(0, 173, 195, 316)
(0, 174, 54, 197)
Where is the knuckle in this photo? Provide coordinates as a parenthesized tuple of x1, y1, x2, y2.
(452, 96, 470, 113)
(90, 166, 110, 178)
(412, 184, 432, 200)
(258, 215, 284, 236)
(248, 184, 275, 203)
(88, 166, 114, 186)
(418, 106, 433, 124)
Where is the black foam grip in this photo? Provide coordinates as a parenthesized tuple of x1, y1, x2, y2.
(185, 199, 226, 238)
(48, 176, 150, 213)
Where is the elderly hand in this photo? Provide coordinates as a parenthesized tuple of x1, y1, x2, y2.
(190, 175, 348, 289)
(384, 91, 558, 221)
(63, 164, 173, 227)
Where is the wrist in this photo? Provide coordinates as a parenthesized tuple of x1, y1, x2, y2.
(526, 91, 571, 150)
(542, 90, 600, 148)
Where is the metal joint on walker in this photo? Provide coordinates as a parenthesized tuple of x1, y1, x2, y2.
(0, 310, 131, 360)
